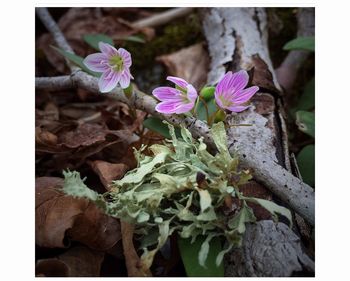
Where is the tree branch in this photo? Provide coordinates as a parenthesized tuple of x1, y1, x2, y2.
(132, 8, 194, 29)
(36, 8, 314, 226)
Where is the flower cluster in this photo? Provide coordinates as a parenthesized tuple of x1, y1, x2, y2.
(152, 70, 259, 115)
(83, 42, 259, 120)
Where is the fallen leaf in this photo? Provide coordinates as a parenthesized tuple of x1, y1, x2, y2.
(156, 42, 209, 89)
(121, 221, 152, 277)
(89, 160, 128, 190)
(36, 245, 104, 277)
(35, 177, 121, 250)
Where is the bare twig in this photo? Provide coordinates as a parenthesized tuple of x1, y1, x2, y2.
(132, 8, 194, 29)
(35, 76, 74, 91)
(36, 8, 314, 226)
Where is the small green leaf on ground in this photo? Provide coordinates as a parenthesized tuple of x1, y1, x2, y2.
(297, 144, 315, 187)
(296, 77, 315, 111)
(178, 235, 224, 277)
(143, 117, 181, 139)
(83, 34, 114, 50)
(283, 36, 315, 51)
(296, 111, 315, 138)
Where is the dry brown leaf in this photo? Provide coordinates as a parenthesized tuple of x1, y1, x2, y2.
(36, 246, 104, 277)
(121, 221, 152, 277)
(59, 123, 109, 149)
(35, 177, 121, 250)
(36, 259, 69, 277)
(156, 42, 209, 89)
(89, 160, 128, 190)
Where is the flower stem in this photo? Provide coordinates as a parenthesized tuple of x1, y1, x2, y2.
(208, 108, 220, 126)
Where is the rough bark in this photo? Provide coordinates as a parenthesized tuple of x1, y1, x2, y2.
(201, 7, 314, 276)
(224, 220, 315, 276)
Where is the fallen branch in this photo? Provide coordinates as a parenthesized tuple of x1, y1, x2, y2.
(36, 8, 314, 226)
(132, 7, 194, 29)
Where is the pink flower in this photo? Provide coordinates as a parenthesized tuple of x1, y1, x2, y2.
(215, 70, 259, 112)
(152, 76, 198, 114)
(83, 42, 133, 93)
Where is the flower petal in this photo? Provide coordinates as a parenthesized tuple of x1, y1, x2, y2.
(119, 69, 132, 89)
(83, 53, 109, 72)
(186, 84, 198, 102)
(118, 48, 132, 67)
(226, 70, 249, 93)
(98, 42, 118, 57)
(174, 102, 195, 114)
(155, 101, 182, 114)
(98, 70, 120, 93)
(152, 87, 182, 101)
(232, 86, 259, 104)
(166, 76, 188, 89)
(227, 105, 249, 113)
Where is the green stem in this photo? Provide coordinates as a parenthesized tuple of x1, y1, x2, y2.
(208, 108, 220, 126)
(198, 95, 210, 122)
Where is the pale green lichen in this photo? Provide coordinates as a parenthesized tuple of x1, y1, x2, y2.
(63, 121, 291, 268)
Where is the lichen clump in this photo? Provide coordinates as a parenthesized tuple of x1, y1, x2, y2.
(63, 122, 291, 269)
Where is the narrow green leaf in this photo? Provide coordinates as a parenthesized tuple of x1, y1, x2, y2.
(296, 77, 315, 111)
(283, 36, 315, 51)
(195, 97, 218, 121)
(297, 144, 315, 187)
(228, 203, 256, 233)
(143, 117, 181, 139)
(116, 35, 146, 43)
(52, 46, 100, 77)
(178, 235, 224, 277)
(83, 33, 114, 50)
(296, 111, 315, 138)
(243, 197, 293, 227)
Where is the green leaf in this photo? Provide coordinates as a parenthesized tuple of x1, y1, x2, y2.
(295, 77, 315, 111)
(296, 111, 315, 138)
(143, 117, 181, 139)
(52, 46, 100, 77)
(197, 189, 212, 212)
(178, 235, 224, 277)
(297, 145, 315, 187)
(83, 33, 114, 50)
(243, 197, 293, 227)
(195, 97, 218, 122)
(116, 35, 146, 44)
(283, 36, 315, 51)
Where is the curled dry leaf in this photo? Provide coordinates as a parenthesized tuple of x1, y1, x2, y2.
(35, 177, 121, 250)
(36, 245, 104, 277)
(121, 221, 152, 277)
(89, 160, 128, 190)
(156, 42, 209, 89)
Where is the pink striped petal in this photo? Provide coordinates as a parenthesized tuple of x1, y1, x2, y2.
(232, 86, 259, 104)
(215, 71, 232, 96)
(226, 70, 249, 93)
(118, 48, 132, 67)
(166, 76, 188, 89)
(186, 84, 198, 102)
(98, 42, 118, 57)
(227, 105, 249, 112)
(155, 101, 182, 114)
(98, 70, 120, 93)
(119, 69, 131, 89)
(174, 102, 195, 114)
(152, 87, 182, 101)
(83, 53, 109, 72)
